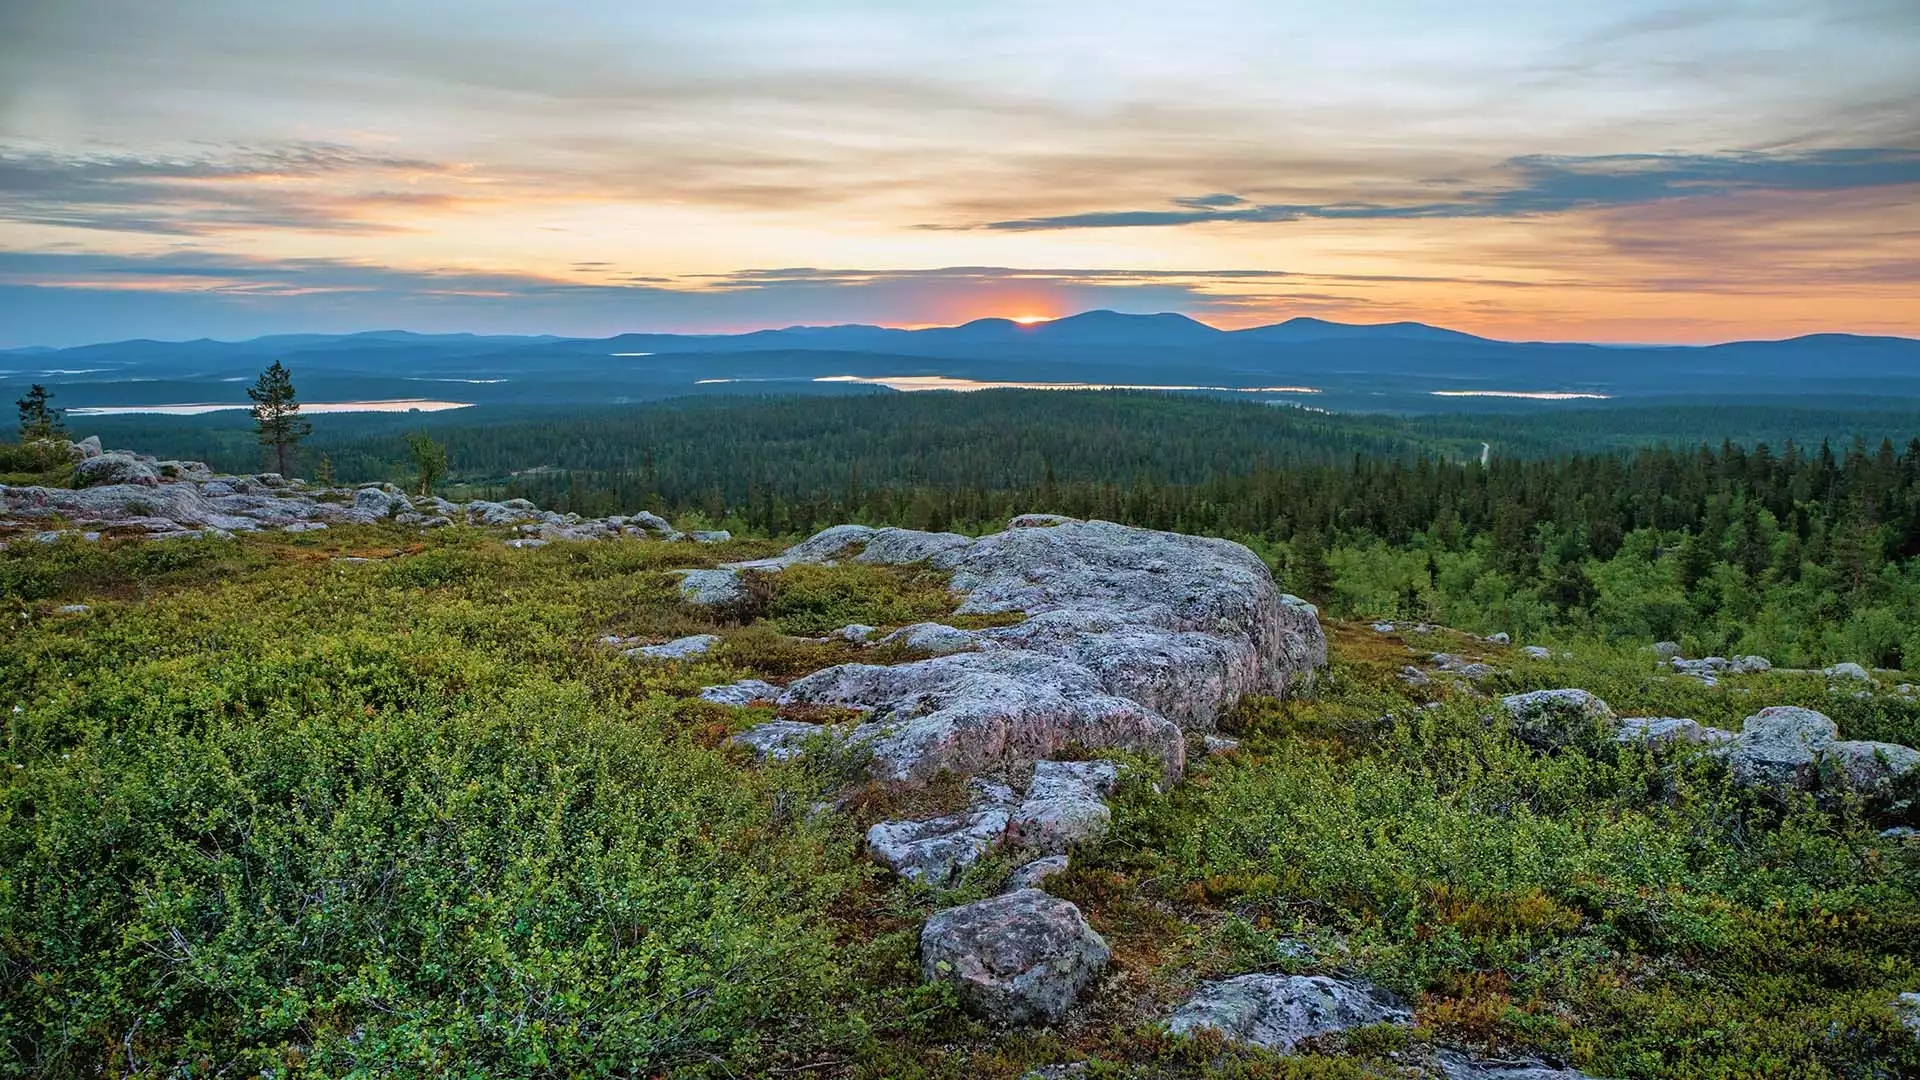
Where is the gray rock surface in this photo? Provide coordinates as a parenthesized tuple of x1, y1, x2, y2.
(1824, 661, 1873, 682)
(1722, 706, 1839, 790)
(628, 633, 721, 660)
(1010, 760, 1120, 854)
(1487, 632, 1511, 645)
(1501, 689, 1617, 749)
(690, 529, 731, 544)
(727, 719, 838, 762)
(867, 807, 1012, 884)
(72, 454, 159, 488)
(779, 650, 1186, 784)
(698, 679, 781, 706)
(829, 623, 878, 644)
(919, 889, 1110, 1024)
(882, 622, 979, 655)
(1006, 854, 1069, 891)
(678, 569, 748, 607)
(1436, 1050, 1605, 1079)
(1008, 513, 1077, 528)
(1166, 974, 1412, 1051)
(1652, 641, 1683, 661)
(1615, 716, 1735, 748)
(1522, 645, 1552, 660)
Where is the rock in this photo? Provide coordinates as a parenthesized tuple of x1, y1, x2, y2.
(1824, 662, 1873, 682)
(1010, 760, 1120, 854)
(1487, 632, 1511, 645)
(727, 523, 875, 569)
(882, 622, 979, 656)
(1522, 645, 1552, 660)
(857, 526, 974, 565)
(1652, 641, 1683, 661)
(690, 530, 731, 544)
(1371, 622, 1397, 633)
(1436, 1050, 1605, 1079)
(1821, 739, 1920, 795)
(698, 679, 781, 706)
(1018, 1065, 1086, 1080)
(829, 623, 878, 644)
(629, 510, 676, 533)
(781, 650, 1185, 785)
(74, 435, 103, 459)
(1166, 974, 1411, 1052)
(1399, 665, 1433, 688)
(352, 487, 414, 518)
(1615, 716, 1735, 748)
(54, 603, 90, 615)
(1008, 513, 1077, 528)
(1006, 854, 1069, 891)
(728, 719, 834, 762)
(1450, 662, 1497, 682)
(72, 454, 159, 488)
(1202, 733, 1241, 755)
(678, 568, 748, 607)
(628, 633, 720, 660)
(1732, 655, 1772, 674)
(504, 538, 547, 549)
(1896, 991, 1920, 1037)
(1500, 689, 1617, 749)
(919, 889, 1110, 1024)
(1882, 827, 1919, 841)
(1721, 706, 1839, 790)
(867, 807, 1012, 884)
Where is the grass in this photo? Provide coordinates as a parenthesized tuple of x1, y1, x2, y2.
(2, 527, 1917, 1077)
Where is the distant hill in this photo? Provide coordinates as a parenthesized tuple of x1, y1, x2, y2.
(9, 312, 1919, 415)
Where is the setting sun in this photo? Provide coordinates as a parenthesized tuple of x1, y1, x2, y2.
(1010, 314, 1055, 325)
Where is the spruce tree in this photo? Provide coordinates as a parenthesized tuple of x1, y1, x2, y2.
(16, 383, 63, 441)
(247, 361, 311, 476)
(405, 432, 448, 495)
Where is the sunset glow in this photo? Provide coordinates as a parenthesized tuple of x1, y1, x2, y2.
(1, 2, 1916, 347)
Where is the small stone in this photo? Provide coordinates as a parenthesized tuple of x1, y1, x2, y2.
(829, 623, 878, 644)
(1824, 662, 1873, 682)
(55, 604, 90, 615)
(1521, 645, 1552, 660)
(1487, 632, 1511, 645)
(1006, 854, 1069, 891)
(1202, 733, 1241, 755)
(1371, 622, 1396, 633)
(690, 530, 732, 544)
(1500, 689, 1616, 750)
(504, 538, 546, 549)
(728, 719, 834, 762)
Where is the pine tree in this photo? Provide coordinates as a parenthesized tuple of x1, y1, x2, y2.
(405, 432, 448, 495)
(15, 383, 63, 441)
(248, 361, 311, 476)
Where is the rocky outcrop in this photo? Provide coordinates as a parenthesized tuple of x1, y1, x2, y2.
(919, 889, 1110, 1024)
(677, 569, 748, 607)
(73, 453, 159, 488)
(731, 518, 1326, 785)
(881, 622, 979, 656)
(1166, 974, 1412, 1051)
(1006, 855, 1069, 891)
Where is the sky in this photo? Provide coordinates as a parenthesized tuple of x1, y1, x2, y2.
(1, 0, 1917, 347)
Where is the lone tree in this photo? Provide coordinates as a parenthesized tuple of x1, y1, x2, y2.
(248, 360, 311, 476)
(16, 383, 64, 441)
(405, 431, 448, 495)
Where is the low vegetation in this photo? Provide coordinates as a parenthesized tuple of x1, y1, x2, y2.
(3, 524, 1917, 1077)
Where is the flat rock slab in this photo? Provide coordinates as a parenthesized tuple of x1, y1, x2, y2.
(920, 888, 1110, 1025)
(627, 634, 720, 659)
(1437, 1051, 1608, 1079)
(698, 679, 781, 706)
(1166, 973, 1411, 1051)
(1010, 760, 1119, 854)
(868, 807, 1011, 884)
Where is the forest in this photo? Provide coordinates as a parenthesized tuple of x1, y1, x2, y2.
(71, 391, 1920, 669)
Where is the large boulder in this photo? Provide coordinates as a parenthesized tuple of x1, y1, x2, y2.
(72, 453, 159, 488)
(1822, 739, 1920, 794)
(1721, 706, 1839, 790)
(1166, 974, 1412, 1051)
(1501, 689, 1617, 749)
(919, 889, 1110, 1024)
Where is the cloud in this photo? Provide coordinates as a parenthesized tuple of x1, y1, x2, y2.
(954, 148, 1920, 230)
(0, 142, 466, 235)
